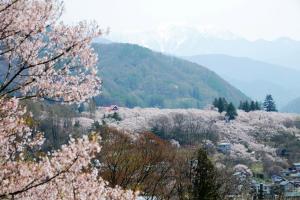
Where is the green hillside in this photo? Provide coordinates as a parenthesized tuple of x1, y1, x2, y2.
(93, 43, 249, 108)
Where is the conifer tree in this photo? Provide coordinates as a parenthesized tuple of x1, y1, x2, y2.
(238, 101, 243, 110)
(244, 101, 250, 112)
(226, 103, 238, 120)
(213, 97, 228, 113)
(221, 98, 228, 112)
(213, 98, 219, 109)
(239, 100, 261, 112)
(191, 149, 221, 200)
(255, 101, 261, 110)
(250, 101, 256, 111)
(263, 95, 277, 112)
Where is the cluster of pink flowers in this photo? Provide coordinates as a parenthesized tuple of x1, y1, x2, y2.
(0, 97, 42, 162)
(0, 0, 136, 199)
(0, 100, 136, 198)
(0, 102, 136, 198)
(0, 0, 101, 102)
(95, 107, 299, 161)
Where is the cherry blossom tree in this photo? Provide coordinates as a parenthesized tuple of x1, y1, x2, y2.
(0, 0, 136, 199)
(95, 107, 298, 162)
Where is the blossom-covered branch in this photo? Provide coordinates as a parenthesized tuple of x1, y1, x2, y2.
(0, 0, 101, 103)
(0, 0, 136, 199)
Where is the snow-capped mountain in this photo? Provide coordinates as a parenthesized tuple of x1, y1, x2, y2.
(104, 25, 300, 70)
(106, 25, 241, 55)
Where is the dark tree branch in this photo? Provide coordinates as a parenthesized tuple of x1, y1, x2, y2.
(0, 156, 78, 199)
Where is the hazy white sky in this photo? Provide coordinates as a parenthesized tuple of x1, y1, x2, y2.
(62, 0, 300, 41)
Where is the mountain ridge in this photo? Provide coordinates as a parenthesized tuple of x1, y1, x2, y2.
(106, 25, 300, 70)
(282, 97, 300, 114)
(186, 54, 300, 108)
(92, 42, 249, 108)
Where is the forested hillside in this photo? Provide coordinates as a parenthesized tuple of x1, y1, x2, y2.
(92, 43, 249, 108)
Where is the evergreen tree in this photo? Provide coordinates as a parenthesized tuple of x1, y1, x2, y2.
(250, 101, 256, 111)
(238, 101, 243, 110)
(244, 101, 250, 112)
(255, 101, 261, 110)
(239, 100, 261, 112)
(191, 149, 220, 200)
(212, 98, 219, 109)
(218, 98, 225, 113)
(213, 97, 228, 113)
(263, 95, 277, 112)
(226, 103, 238, 120)
(221, 98, 228, 112)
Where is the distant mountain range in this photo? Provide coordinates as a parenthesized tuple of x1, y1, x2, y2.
(282, 97, 300, 114)
(186, 54, 300, 108)
(90, 26, 300, 112)
(104, 25, 300, 70)
(92, 43, 249, 108)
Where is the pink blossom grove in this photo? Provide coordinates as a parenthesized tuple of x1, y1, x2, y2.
(0, 0, 136, 199)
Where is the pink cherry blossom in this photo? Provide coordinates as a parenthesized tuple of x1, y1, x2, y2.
(0, 0, 136, 199)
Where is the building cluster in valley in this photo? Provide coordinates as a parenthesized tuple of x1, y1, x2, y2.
(233, 160, 300, 199)
(215, 142, 300, 199)
(88, 107, 300, 199)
